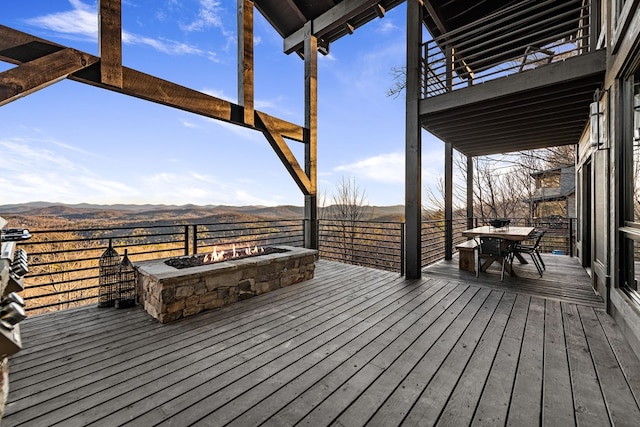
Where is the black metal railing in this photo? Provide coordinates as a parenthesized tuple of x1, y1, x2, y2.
(420, 217, 469, 267)
(15, 216, 577, 313)
(191, 220, 304, 254)
(318, 220, 405, 275)
(18, 220, 303, 314)
(422, 0, 592, 98)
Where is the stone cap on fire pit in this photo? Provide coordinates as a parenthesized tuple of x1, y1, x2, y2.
(134, 246, 317, 285)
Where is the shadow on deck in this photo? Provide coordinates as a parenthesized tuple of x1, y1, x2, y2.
(425, 253, 604, 308)
(4, 258, 640, 426)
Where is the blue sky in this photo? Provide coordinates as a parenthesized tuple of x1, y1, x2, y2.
(0, 0, 445, 207)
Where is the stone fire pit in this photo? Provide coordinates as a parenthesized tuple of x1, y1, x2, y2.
(135, 245, 316, 323)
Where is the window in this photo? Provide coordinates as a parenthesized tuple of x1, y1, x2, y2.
(622, 70, 640, 294)
(536, 173, 561, 189)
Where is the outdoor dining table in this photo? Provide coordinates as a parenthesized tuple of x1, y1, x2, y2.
(461, 225, 535, 276)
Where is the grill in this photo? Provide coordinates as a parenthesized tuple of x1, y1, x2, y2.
(0, 216, 30, 357)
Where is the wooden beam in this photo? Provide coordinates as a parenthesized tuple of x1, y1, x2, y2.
(423, 0, 448, 34)
(257, 112, 304, 142)
(444, 142, 453, 260)
(467, 156, 474, 229)
(0, 25, 305, 142)
(284, 0, 380, 54)
(256, 111, 312, 195)
(0, 48, 98, 106)
(405, 0, 423, 279)
(344, 22, 355, 35)
(304, 21, 318, 250)
(374, 4, 386, 18)
(99, 0, 123, 88)
(237, 0, 254, 126)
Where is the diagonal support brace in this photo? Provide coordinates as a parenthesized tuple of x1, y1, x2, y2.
(256, 111, 312, 195)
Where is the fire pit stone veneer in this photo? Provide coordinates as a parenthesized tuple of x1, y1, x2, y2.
(135, 245, 317, 323)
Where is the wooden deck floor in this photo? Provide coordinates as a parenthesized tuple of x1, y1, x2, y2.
(4, 257, 640, 426)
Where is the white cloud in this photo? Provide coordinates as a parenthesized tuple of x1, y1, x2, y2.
(180, 0, 224, 32)
(24, 0, 218, 60)
(332, 150, 444, 187)
(377, 20, 399, 34)
(25, 0, 97, 39)
(319, 52, 337, 62)
(140, 172, 281, 205)
(180, 119, 199, 128)
(335, 152, 405, 184)
(0, 137, 138, 204)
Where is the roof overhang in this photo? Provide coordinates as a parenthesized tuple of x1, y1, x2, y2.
(254, 0, 405, 56)
(419, 50, 606, 157)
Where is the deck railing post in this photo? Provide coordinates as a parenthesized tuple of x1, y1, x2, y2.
(569, 218, 574, 257)
(400, 222, 405, 276)
(184, 225, 189, 256)
(192, 225, 198, 255)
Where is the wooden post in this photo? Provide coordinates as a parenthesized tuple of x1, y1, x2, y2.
(445, 45, 453, 92)
(445, 142, 453, 260)
(99, 0, 123, 88)
(304, 21, 318, 250)
(238, 0, 254, 126)
(405, 0, 422, 279)
(467, 155, 474, 229)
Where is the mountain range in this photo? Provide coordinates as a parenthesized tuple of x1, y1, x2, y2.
(0, 202, 406, 223)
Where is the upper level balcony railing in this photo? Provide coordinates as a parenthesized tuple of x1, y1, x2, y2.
(422, 0, 593, 98)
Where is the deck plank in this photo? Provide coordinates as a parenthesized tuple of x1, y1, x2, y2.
(578, 305, 640, 425)
(400, 291, 504, 426)
(506, 297, 545, 426)
(3, 257, 638, 427)
(563, 302, 611, 426)
(471, 293, 530, 425)
(541, 300, 574, 426)
(252, 280, 462, 427)
(193, 279, 453, 426)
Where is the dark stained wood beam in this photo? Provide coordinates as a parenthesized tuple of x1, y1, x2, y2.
(0, 24, 305, 143)
(423, 0, 448, 34)
(256, 111, 312, 195)
(284, 0, 381, 54)
(238, 0, 254, 126)
(444, 142, 453, 260)
(99, 0, 123, 88)
(304, 20, 318, 249)
(466, 156, 474, 229)
(282, 0, 306, 22)
(374, 4, 386, 18)
(405, 0, 423, 279)
(0, 48, 98, 106)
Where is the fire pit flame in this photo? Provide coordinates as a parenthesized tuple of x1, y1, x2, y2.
(202, 244, 264, 264)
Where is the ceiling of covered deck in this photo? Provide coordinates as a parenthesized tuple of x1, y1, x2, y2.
(254, 0, 405, 56)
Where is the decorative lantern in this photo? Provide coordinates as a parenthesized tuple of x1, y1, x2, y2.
(98, 239, 120, 307)
(116, 249, 136, 309)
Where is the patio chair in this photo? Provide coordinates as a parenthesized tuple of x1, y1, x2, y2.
(514, 230, 545, 277)
(476, 235, 516, 282)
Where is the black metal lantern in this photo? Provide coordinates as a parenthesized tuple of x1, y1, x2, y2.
(98, 239, 120, 307)
(116, 249, 136, 309)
